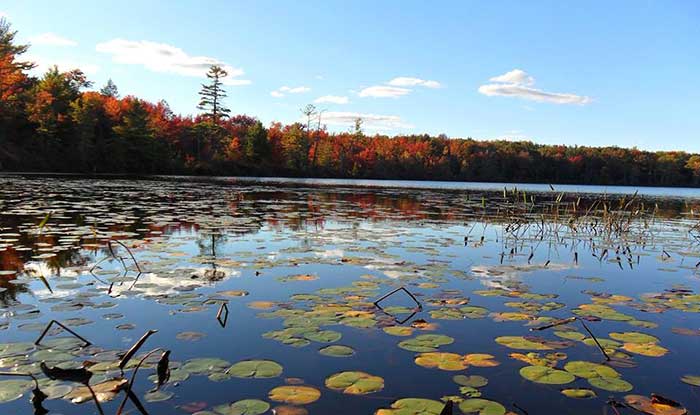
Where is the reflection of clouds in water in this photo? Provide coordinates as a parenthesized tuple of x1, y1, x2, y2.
(365, 261, 427, 280)
(23, 261, 79, 278)
(472, 263, 572, 290)
(315, 249, 344, 258)
(107, 267, 241, 296)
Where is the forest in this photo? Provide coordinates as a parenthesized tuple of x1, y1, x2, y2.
(2, 18, 700, 186)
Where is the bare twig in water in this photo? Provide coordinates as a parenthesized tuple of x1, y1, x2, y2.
(35, 320, 91, 347)
(373, 286, 422, 310)
(116, 348, 162, 415)
(119, 329, 158, 371)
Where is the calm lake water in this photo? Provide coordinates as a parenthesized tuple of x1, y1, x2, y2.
(1, 174, 700, 415)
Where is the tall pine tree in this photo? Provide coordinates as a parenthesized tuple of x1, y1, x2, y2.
(100, 78, 119, 97)
(197, 65, 230, 123)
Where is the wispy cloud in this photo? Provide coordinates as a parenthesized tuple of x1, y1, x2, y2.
(488, 69, 533, 86)
(29, 33, 77, 47)
(314, 95, 349, 104)
(358, 85, 411, 98)
(95, 38, 250, 85)
(479, 69, 591, 105)
(387, 77, 441, 88)
(270, 85, 311, 98)
(359, 76, 441, 98)
(320, 111, 413, 131)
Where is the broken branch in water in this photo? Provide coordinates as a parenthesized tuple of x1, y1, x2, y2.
(530, 316, 610, 361)
(35, 319, 91, 347)
(116, 348, 162, 415)
(216, 302, 229, 327)
(119, 329, 158, 371)
(373, 286, 422, 310)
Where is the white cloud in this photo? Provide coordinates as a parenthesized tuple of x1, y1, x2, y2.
(479, 69, 591, 105)
(0, 11, 8, 18)
(270, 85, 310, 98)
(488, 69, 533, 86)
(358, 85, 411, 98)
(29, 32, 77, 47)
(320, 111, 413, 131)
(280, 86, 310, 93)
(26, 54, 99, 75)
(95, 38, 250, 84)
(388, 77, 441, 88)
(314, 95, 349, 104)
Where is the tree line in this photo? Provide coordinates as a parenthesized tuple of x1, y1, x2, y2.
(2, 18, 700, 186)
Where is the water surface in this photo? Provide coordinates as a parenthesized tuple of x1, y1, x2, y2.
(1, 175, 700, 415)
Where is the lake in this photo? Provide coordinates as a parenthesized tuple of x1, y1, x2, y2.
(1, 174, 700, 415)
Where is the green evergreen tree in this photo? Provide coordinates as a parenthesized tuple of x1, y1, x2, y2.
(197, 65, 231, 123)
(100, 78, 119, 97)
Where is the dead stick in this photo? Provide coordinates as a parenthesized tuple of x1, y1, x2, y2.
(116, 348, 161, 415)
(119, 330, 158, 370)
(35, 320, 91, 346)
(579, 319, 611, 361)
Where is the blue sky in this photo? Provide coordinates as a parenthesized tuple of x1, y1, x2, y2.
(2, 1, 699, 151)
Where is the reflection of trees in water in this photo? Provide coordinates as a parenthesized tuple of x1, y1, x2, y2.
(0, 278, 30, 306)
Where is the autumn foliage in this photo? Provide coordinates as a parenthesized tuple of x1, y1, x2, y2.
(1, 18, 700, 186)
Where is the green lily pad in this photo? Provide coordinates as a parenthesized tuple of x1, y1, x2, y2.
(564, 361, 620, 379)
(0, 379, 32, 403)
(398, 334, 454, 352)
(609, 331, 659, 344)
(561, 388, 597, 399)
(383, 326, 414, 336)
(181, 358, 231, 375)
(621, 342, 668, 357)
(415, 352, 468, 371)
(214, 399, 271, 415)
(458, 398, 506, 415)
(681, 375, 700, 386)
(376, 398, 445, 415)
(227, 360, 283, 379)
(268, 385, 321, 404)
(324, 371, 384, 395)
(144, 390, 174, 402)
(319, 345, 355, 357)
(587, 376, 633, 392)
(495, 336, 568, 351)
(519, 366, 575, 385)
(304, 330, 341, 343)
(453, 375, 488, 388)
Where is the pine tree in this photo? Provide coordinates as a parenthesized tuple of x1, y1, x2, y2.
(100, 78, 119, 97)
(197, 65, 230, 123)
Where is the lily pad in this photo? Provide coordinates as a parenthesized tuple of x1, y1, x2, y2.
(415, 352, 468, 371)
(0, 379, 32, 403)
(319, 345, 355, 357)
(519, 366, 575, 385)
(324, 371, 384, 395)
(398, 334, 454, 352)
(458, 398, 506, 415)
(680, 375, 700, 386)
(268, 385, 321, 405)
(214, 399, 271, 415)
(227, 360, 283, 379)
(561, 388, 597, 399)
(376, 398, 445, 415)
(564, 361, 620, 379)
(622, 342, 668, 357)
(453, 375, 488, 388)
(609, 332, 659, 344)
(624, 394, 687, 415)
(588, 376, 633, 392)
